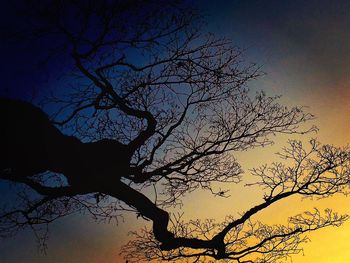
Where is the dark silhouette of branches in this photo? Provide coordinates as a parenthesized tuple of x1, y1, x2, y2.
(120, 140, 350, 262)
(1, 1, 349, 262)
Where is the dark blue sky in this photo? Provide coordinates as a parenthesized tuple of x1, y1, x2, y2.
(2, 0, 350, 99)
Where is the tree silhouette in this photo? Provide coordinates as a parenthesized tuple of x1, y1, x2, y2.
(1, 1, 350, 262)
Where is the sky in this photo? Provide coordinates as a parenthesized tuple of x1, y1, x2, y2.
(1, 0, 350, 262)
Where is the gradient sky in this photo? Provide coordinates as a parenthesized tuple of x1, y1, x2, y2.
(1, 1, 350, 262)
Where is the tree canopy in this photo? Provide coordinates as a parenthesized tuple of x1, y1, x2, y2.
(1, 1, 350, 262)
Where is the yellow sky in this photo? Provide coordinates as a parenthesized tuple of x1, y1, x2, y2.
(166, 73, 350, 262)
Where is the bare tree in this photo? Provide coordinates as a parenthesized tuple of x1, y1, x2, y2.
(1, 1, 350, 262)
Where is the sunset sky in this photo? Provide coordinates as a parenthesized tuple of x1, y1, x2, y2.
(1, 1, 350, 262)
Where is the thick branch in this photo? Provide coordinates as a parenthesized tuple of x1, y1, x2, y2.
(0, 98, 131, 190)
